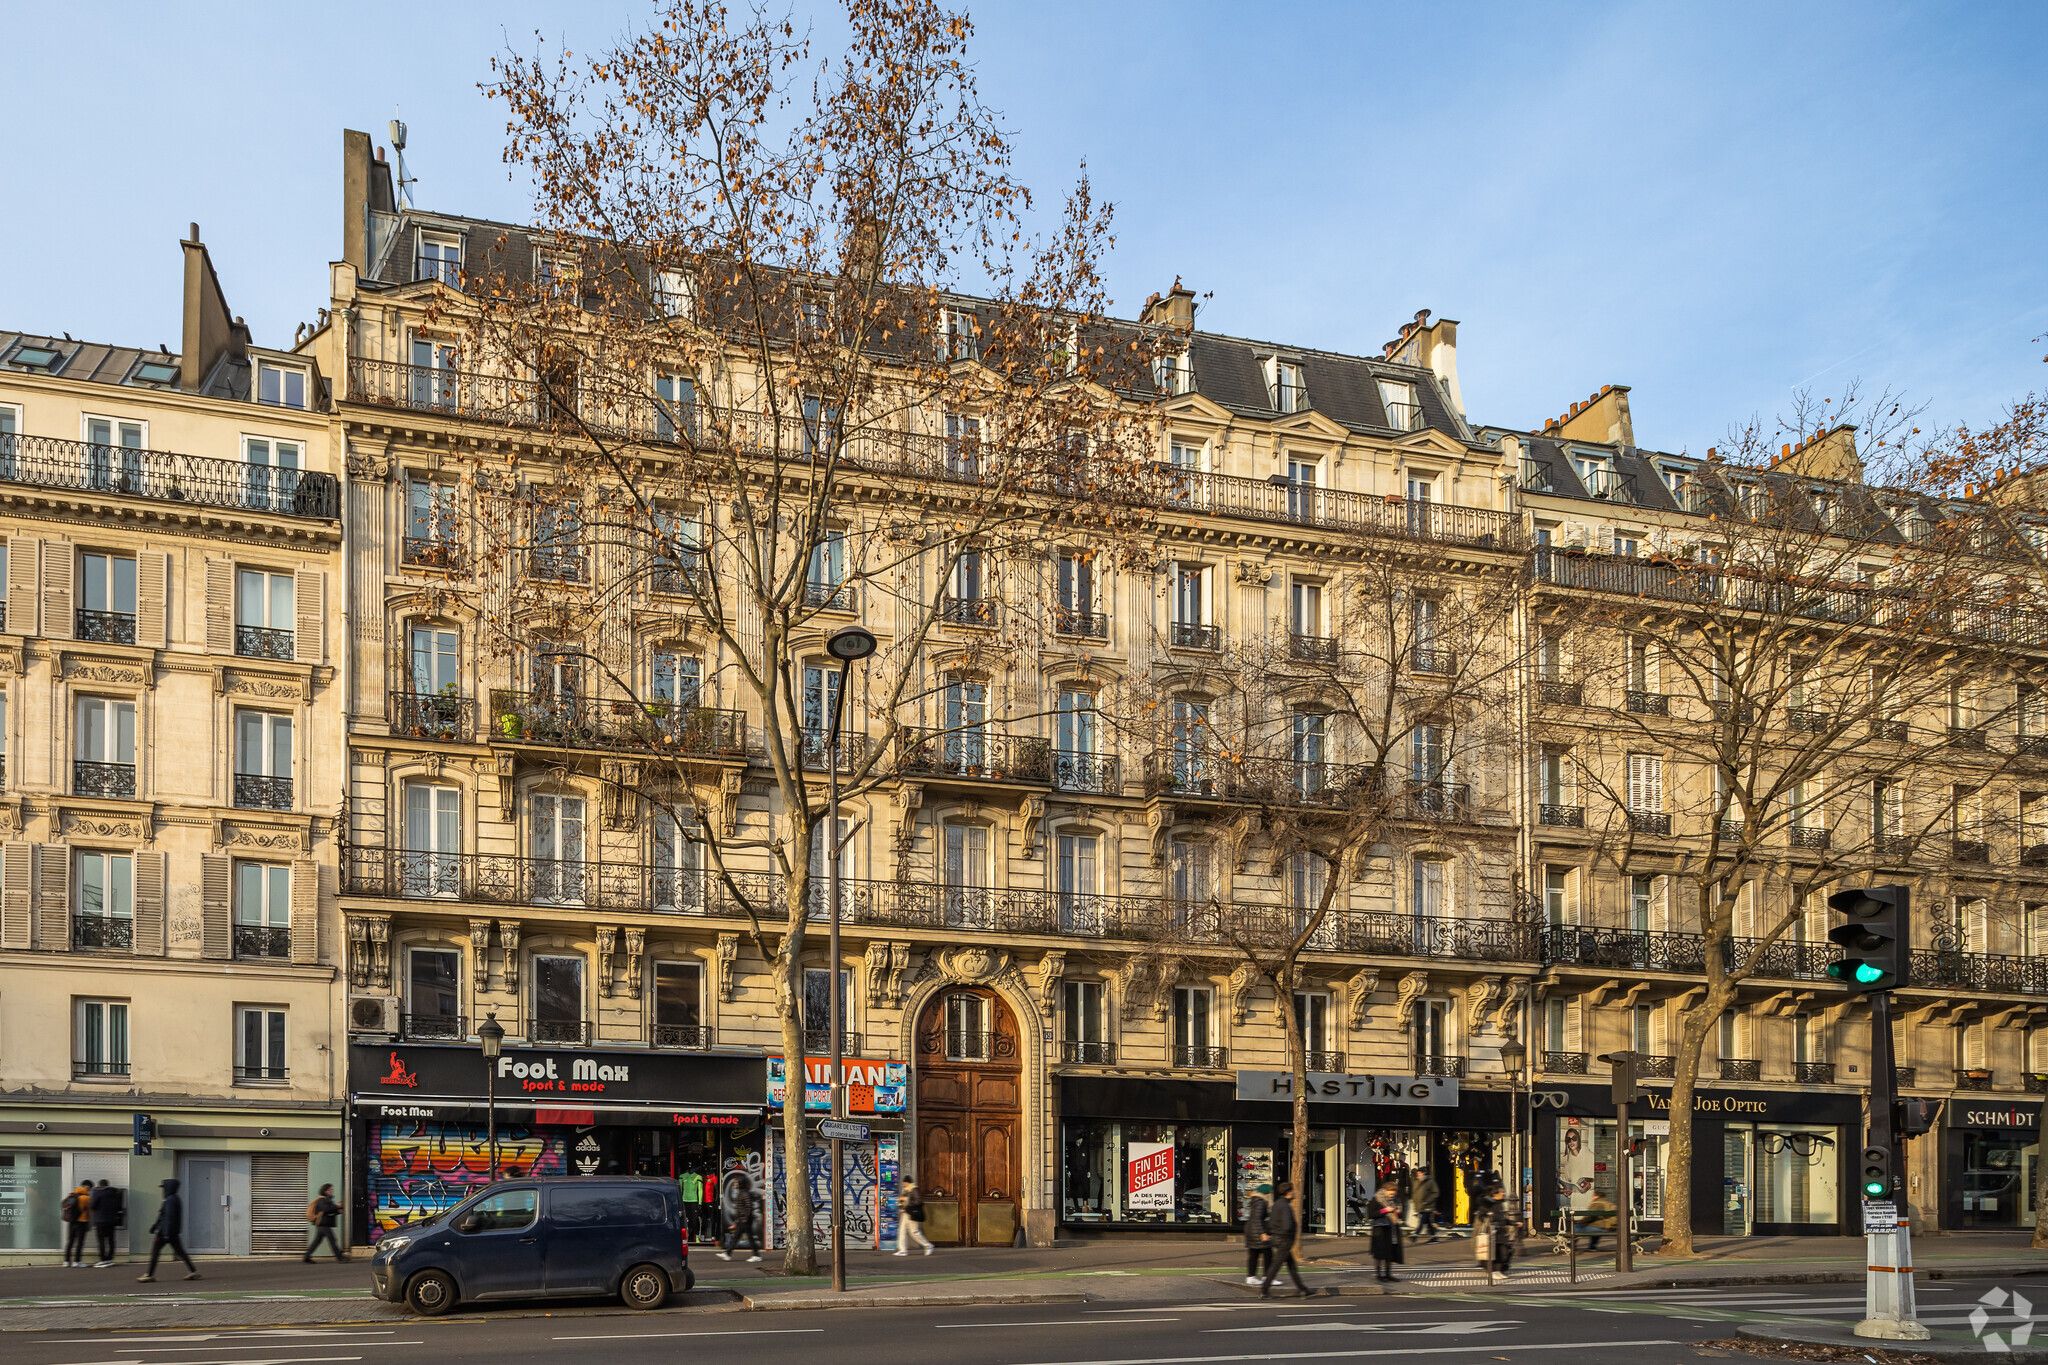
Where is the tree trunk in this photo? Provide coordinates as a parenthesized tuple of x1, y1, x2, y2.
(1659, 1008, 1714, 1256)
(2035, 1146, 2048, 1249)
(775, 923, 817, 1274)
(1279, 956, 1309, 1237)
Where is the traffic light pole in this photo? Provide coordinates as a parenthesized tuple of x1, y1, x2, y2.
(1614, 1083, 1632, 1275)
(1855, 990, 1926, 1341)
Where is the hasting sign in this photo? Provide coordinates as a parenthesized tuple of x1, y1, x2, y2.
(1236, 1071, 1459, 1107)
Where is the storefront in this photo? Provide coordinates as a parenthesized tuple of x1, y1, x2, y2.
(1536, 1083, 1857, 1238)
(764, 1054, 906, 1250)
(1058, 1071, 1512, 1236)
(346, 1043, 765, 1246)
(1943, 1100, 2039, 1232)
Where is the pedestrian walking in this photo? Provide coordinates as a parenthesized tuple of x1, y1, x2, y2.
(61, 1182, 91, 1266)
(1474, 1181, 1513, 1274)
(1369, 1179, 1404, 1282)
(715, 1172, 762, 1262)
(894, 1180, 935, 1256)
(1242, 1182, 1273, 1284)
(304, 1184, 346, 1262)
(137, 1178, 199, 1282)
(1411, 1167, 1440, 1243)
(1259, 1180, 1312, 1298)
(1578, 1188, 1617, 1252)
(89, 1179, 124, 1267)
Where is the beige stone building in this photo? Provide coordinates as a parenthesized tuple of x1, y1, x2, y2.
(0, 232, 347, 1262)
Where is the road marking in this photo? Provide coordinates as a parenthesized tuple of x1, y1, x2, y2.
(1210, 1322, 1522, 1337)
(51, 1357, 364, 1365)
(938, 1320, 1180, 1329)
(47, 1348, 420, 1356)
(53, 1339, 397, 1348)
(550, 1330, 826, 1341)
(1008, 1339, 1680, 1365)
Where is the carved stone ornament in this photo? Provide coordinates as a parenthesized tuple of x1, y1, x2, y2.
(716, 933, 740, 1002)
(936, 943, 1011, 986)
(1120, 955, 1177, 1022)
(357, 750, 390, 767)
(60, 812, 145, 842)
(596, 927, 618, 999)
(720, 770, 744, 838)
(496, 754, 517, 823)
(223, 824, 300, 852)
(1466, 975, 1503, 1032)
(1225, 813, 1259, 875)
(1496, 979, 1529, 1037)
(498, 920, 522, 992)
(1019, 793, 1046, 857)
(1235, 560, 1273, 586)
(893, 783, 923, 852)
(1345, 969, 1381, 1031)
(363, 915, 393, 991)
(346, 437, 394, 482)
(624, 928, 646, 1000)
(469, 920, 494, 992)
(601, 760, 641, 831)
(865, 941, 892, 1007)
(1036, 951, 1066, 1020)
(884, 941, 911, 1008)
(228, 675, 306, 701)
(1394, 970, 1430, 1020)
(346, 916, 372, 990)
(1227, 962, 1259, 1025)
(63, 660, 147, 685)
(1147, 802, 1175, 867)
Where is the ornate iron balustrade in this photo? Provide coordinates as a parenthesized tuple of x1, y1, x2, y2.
(1894, 1067, 1918, 1087)
(1625, 690, 1669, 716)
(1912, 949, 2048, 993)
(1140, 751, 1383, 809)
(898, 727, 1052, 784)
(2024, 844, 2048, 867)
(490, 691, 748, 759)
(73, 914, 132, 951)
(392, 691, 475, 741)
(1174, 1045, 1228, 1069)
(2018, 735, 2048, 759)
(1053, 606, 1109, 639)
(1061, 1041, 1116, 1064)
(940, 595, 997, 628)
(234, 774, 293, 811)
(803, 579, 856, 612)
(654, 1024, 715, 1049)
(1638, 1054, 1677, 1078)
(1874, 834, 1915, 863)
(1870, 718, 1910, 742)
(236, 625, 294, 660)
(1719, 1058, 1762, 1081)
(651, 558, 707, 597)
(1954, 1069, 1995, 1092)
(531, 1019, 591, 1045)
(1787, 707, 1833, 733)
(1411, 648, 1457, 676)
(1950, 725, 1990, 750)
(1951, 839, 1990, 864)
(1790, 826, 1831, 850)
(403, 1013, 468, 1041)
(1169, 621, 1221, 651)
(234, 1065, 289, 1083)
(1630, 810, 1672, 836)
(402, 536, 463, 571)
(1793, 1061, 1836, 1084)
(799, 730, 873, 773)
(1290, 634, 1338, 664)
(1541, 1051, 1589, 1074)
(1052, 752, 1119, 795)
(525, 547, 587, 583)
(1416, 1055, 1464, 1079)
(0, 432, 339, 520)
(1158, 469, 1521, 551)
(1542, 925, 1710, 973)
(1406, 783, 1471, 820)
(1540, 804, 1585, 828)
(233, 925, 290, 959)
(77, 609, 137, 644)
(1302, 1050, 1345, 1072)
(804, 1030, 860, 1056)
(1537, 680, 1583, 706)
(944, 1030, 995, 1062)
(2027, 1072, 2048, 1094)
(74, 761, 136, 798)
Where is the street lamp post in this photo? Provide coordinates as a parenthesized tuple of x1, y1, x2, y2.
(478, 1013, 505, 1182)
(822, 627, 876, 1294)
(1498, 1037, 1527, 1241)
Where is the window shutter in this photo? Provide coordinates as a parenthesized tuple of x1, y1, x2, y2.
(6, 537, 37, 636)
(290, 859, 319, 964)
(40, 542, 72, 641)
(204, 559, 233, 654)
(0, 843, 29, 949)
(201, 854, 231, 959)
(1563, 1000, 1582, 1051)
(37, 844, 69, 950)
(133, 851, 166, 956)
(293, 567, 324, 665)
(136, 550, 168, 649)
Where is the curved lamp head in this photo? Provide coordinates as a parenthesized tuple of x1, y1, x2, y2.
(826, 626, 878, 662)
(477, 1011, 506, 1060)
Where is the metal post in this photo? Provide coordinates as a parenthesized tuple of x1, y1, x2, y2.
(486, 1057, 498, 1182)
(1615, 1087, 1631, 1275)
(827, 659, 850, 1295)
(1855, 991, 1927, 1340)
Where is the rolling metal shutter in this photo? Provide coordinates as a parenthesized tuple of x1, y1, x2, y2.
(250, 1153, 309, 1255)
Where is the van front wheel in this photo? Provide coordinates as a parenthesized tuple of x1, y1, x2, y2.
(404, 1269, 457, 1316)
(621, 1263, 671, 1310)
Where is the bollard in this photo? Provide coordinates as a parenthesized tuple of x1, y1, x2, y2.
(1568, 1233, 1578, 1284)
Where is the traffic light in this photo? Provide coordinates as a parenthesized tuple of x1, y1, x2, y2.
(1859, 1144, 1893, 1199)
(1826, 885, 1909, 993)
(1897, 1097, 1940, 1137)
(131, 1112, 154, 1156)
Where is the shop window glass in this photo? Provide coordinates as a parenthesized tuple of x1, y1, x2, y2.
(1058, 1120, 1228, 1225)
(1957, 1129, 2040, 1229)
(1556, 1117, 1668, 1231)
(0, 1151, 65, 1250)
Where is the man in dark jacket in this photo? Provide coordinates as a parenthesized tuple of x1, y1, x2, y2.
(89, 1180, 124, 1267)
(137, 1178, 200, 1282)
(1259, 1180, 1312, 1298)
(305, 1184, 345, 1262)
(715, 1172, 762, 1263)
(1242, 1183, 1272, 1285)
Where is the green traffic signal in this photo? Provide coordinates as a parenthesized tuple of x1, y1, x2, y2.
(1863, 1179, 1888, 1196)
(1825, 960, 1890, 986)
(1826, 885, 1909, 994)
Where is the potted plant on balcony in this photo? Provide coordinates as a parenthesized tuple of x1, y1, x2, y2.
(500, 710, 523, 739)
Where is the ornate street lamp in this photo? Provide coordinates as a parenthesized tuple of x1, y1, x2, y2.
(822, 626, 876, 1292)
(478, 1012, 505, 1182)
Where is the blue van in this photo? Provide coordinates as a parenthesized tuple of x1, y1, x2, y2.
(369, 1177, 694, 1315)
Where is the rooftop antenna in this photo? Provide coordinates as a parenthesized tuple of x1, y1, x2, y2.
(389, 114, 415, 211)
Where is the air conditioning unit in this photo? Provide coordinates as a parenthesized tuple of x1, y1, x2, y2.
(348, 996, 397, 1036)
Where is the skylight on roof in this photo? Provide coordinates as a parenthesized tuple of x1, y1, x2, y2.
(132, 360, 179, 386)
(12, 345, 58, 370)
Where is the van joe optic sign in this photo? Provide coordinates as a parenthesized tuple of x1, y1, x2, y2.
(1236, 1071, 1459, 1106)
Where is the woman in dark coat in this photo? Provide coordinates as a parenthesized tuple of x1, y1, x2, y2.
(1242, 1183, 1272, 1284)
(1369, 1179, 1404, 1282)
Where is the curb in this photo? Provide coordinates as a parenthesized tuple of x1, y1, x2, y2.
(1738, 1322, 2048, 1363)
(741, 1289, 1089, 1311)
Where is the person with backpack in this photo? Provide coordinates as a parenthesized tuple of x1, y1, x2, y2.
(137, 1177, 199, 1282)
(61, 1182, 91, 1266)
(1259, 1179, 1312, 1298)
(1241, 1182, 1272, 1285)
(894, 1180, 934, 1256)
(89, 1179, 124, 1267)
(304, 1184, 345, 1262)
(715, 1171, 762, 1262)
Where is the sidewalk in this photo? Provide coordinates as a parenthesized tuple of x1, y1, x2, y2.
(2, 1231, 2039, 1332)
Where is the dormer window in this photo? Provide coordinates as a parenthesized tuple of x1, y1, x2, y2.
(256, 363, 307, 410)
(1265, 358, 1308, 414)
(10, 344, 59, 372)
(654, 270, 693, 318)
(418, 234, 462, 287)
(130, 359, 179, 388)
(1152, 349, 1191, 396)
(1571, 451, 1625, 501)
(940, 307, 979, 361)
(1377, 379, 1421, 431)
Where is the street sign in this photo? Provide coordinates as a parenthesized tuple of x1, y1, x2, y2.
(1862, 1200, 1899, 1233)
(817, 1118, 870, 1142)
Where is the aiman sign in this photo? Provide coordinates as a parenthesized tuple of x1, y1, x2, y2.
(1235, 1071, 1459, 1107)
(767, 1057, 908, 1114)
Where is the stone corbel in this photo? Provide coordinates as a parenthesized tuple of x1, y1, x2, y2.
(1583, 979, 1624, 1008)
(1345, 970, 1381, 1031)
(1986, 1005, 2040, 1031)
(1496, 979, 1530, 1038)
(1465, 975, 1503, 1032)
(1019, 794, 1046, 858)
(496, 754, 517, 823)
(345, 915, 375, 990)
(365, 915, 392, 991)
(600, 761, 642, 831)
(865, 941, 891, 1007)
(1228, 963, 1259, 1025)
(1147, 803, 1175, 867)
(1617, 981, 1652, 1010)
(717, 771, 743, 838)
(1670, 985, 1707, 1021)
(892, 783, 923, 851)
(469, 919, 494, 992)
(596, 927, 618, 998)
(624, 928, 645, 1000)
(716, 933, 740, 1002)
(1394, 970, 1430, 1020)
(1755, 989, 1795, 1018)
(1037, 951, 1066, 1021)
(886, 941, 911, 1007)
(1226, 813, 1260, 875)
(499, 921, 522, 993)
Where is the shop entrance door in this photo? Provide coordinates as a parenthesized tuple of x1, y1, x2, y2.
(180, 1157, 231, 1254)
(915, 987, 1021, 1245)
(1722, 1128, 1753, 1236)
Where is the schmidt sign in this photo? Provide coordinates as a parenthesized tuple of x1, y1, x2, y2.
(1236, 1070, 1458, 1107)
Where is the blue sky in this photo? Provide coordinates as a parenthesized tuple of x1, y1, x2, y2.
(2, 0, 2042, 454)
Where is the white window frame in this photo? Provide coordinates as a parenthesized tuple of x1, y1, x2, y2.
(944, 992, 992, 1061)
(79, 551, 138, 619)
(236, 567, 295, 638)
(1062, 979, 1105, 1046)
(233, 860, 290, 928)
(1172, 985, 1214, 1053)
(75, 696, 137, 766)
(235, 1005, 288, 1082)
(234, 709, 294, 780)
(75, 850, 134, 922)
(75, 998, 130, 1077)
(254, 362, 309, 410)
(1377, 379, 1420, 431)
(402, 782, 461, 898)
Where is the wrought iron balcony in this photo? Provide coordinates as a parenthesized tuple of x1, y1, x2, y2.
(76, 609, 137, 645)
(1539, 804, 1585, 828)
(2026, 1071, 2048, 1094)
(392, 691, 475, 742)
(1169, 621, 1221, 651)
(1406, 783, 1471, 820)
(1873, 834, 1915, 863)
(898, 727, 1051, 784)
(1911, 949, 2048, 993)
(1416, 1055, 1464, 1079)
(1789, 826, 1831, 850)
(1541, 1051, 1589, 1075)
(2024, 843, 2048, 868)
(1787, 707, 1832, 734)
(402, 1013, 468, 1041)
(803, 580, 856, 612)
(1411, 647, 1457, 676)
(944, 1030, 995, 1062)
(1894, 1067, 1918, 1087)
(72, 914, 132, 951)
(1290, 633, 1337, 664)
(1052, 751, 1119, 795)
(233, 925, 291, 959)
(940, 595, 997, 628)
(530, 1019, 592, 1045)
(803, 1030, 860, 1057)
(235, 625, 295, 661)
(1061, 1040, 1116, 1065)
(402, 536, 463, 572)
(1173, 1045, 1228, 1070)
(1870, 718, 1910, 742)
(234, 1065, 289, 1083)
(525, 547, 587, 583)
(2018, 735, 2048, 759)
(654, 1023, 715, 1049)
(73, 1059, 130, 1078)
(1954, 1069, 1995, 1092)
(0, 432, 339, 520)
(490, 691, 749, 759)
(234, 774, 293, 811)
(1951, 839, 1991, 864)
(1719, 1058, 1762, 1081)
(1141, 751, 1383, 809)
(1793, 1061, 1836, 1084)
(1638, 1054, 1677, 1078)
(74, 760, 136, 798)
(1536, 679, 1583, 706)
(1625, 690, 1669, 716)
(1950, 725, 1989, 751)
(799, 730, 873, 772)
(1053, 606, 1109, 639)
(1629, 810, 1671, 836)
(651, 558, 707, 597)
(1712, 699, 1760, 723)
(1302, 1050, 1345, 1072)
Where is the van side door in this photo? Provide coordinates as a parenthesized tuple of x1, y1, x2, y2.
(447, 1186, 544, 1299)
(544, 1184, 663, 1293)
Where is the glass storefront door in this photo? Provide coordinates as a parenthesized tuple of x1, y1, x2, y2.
(1723, 1127, 1752, 1235)
(1957, 1130, 2040, 1229)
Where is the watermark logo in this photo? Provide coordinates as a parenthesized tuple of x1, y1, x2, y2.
(1970, 1286, 2035, 1353)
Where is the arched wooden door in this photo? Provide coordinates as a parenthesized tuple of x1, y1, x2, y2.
(915, 987, 1022, 1245)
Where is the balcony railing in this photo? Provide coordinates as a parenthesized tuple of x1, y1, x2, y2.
(1539, 804, 1585, 828)
(654, 1023, 715, 1049)
(1870, 718, 1910, 742)
(1542, 926, 1843, 982)
(1951, 839, 1991, 864)
(1301, 1049, 1345, 1072)
(945, 1030, 995, 1062)
(234, 1065, 289, 1083)
(2024, 843, 2048, 868)
(803, 580, 856, 613)
(530, 1019, 591, 1045)
(235, 625, 295, 661)
(1790, 826, 1831, 851)
(1416, 1055, 1464, 1079)
(490, 692, 749, 759)
(402, 536, 463, 572)
(1895, 1067, 1918, 1087)
(1638, 1054, 1677, 1078)
(1954, 1069, 1995, 1092)
(899, 727, 1052, 784)
(1950, 725, 1990, 752)
(0, 432, 339, 520)
(1406, 783, 1471, 820)
(1053, 606, 1109, 639)
(1793, 1061, 1837, 1084)
(72, 914, 132, 951)
(804, 1030, 860, 1057)
(233, 925, 291, 959)
(1061, 1040, 1116, 1065)
(1161, 469, 1520, 551)
(1411, 648, 1457, 676)
(74, 760, 136, 798)
(1142, 752, 1412, 812)
(1174, 1045, 1227, 1070)
(1169, 621, 1220, 651)
(1912, 949, 2048, 993)
(73, 1059, 130, 1078)
(1625, 690, 1669, 716)
(414, 253, 465, 287)
(1873, 834, 1915, 863)
(1290, 633, 1338, 665)
(1630, 810, 1672, 836)
(799, 730, 873, 773)
(234, 774, 293, 811)
(651, 559, 707, 597)
(940, 595, 997, 628)
(393, 692, 475, 742)
(402, 1013, 468, 1041)
(1787, 707, 1832, 734)
(1052, 751, 1119, 795)
(525, 547, 587, 584)
(77, 609, 137, 645)
(2026, 1072, 2048, 1094)
(1719, 1058, 1762, 1081)
(1536, 680, 1583, 706)
(1541, 1051, 1589, 1074)
(2018, 735, 2048, 759)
